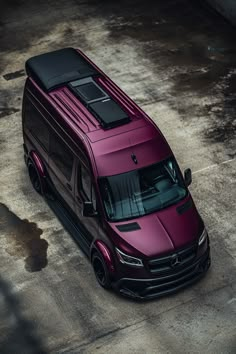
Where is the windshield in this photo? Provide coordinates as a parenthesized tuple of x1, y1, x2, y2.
(99, 157, 187, 221)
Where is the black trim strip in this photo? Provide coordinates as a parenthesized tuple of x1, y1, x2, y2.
(176, 198, 193, 215)
(116, 222, 141, 232)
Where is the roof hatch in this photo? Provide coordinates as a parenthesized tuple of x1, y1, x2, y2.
(69, 77, 108, 103)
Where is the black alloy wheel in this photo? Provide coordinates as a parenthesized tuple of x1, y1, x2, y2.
(28, 162, 42, 194)
(92, 252, 111, 289)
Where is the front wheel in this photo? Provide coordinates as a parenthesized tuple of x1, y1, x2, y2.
(92, 252, 111, 289)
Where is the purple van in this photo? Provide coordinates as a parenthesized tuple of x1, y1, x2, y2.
(22, 48, 210, 299)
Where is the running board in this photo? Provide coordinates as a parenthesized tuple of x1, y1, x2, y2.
(46, 197, 90, 257)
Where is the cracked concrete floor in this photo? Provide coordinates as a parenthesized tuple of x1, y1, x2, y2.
(0, 0, 236, 353)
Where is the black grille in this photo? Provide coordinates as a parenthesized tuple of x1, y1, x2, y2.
(148, 243, 198, 275)
(117, 249, 210, 299)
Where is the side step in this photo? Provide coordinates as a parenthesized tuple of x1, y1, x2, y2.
(45, 196, 90, 257)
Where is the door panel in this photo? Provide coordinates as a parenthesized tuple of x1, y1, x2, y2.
(23, 94, 50, 168)
(74, 159, 99, 245)
(48, 131, 74, 210)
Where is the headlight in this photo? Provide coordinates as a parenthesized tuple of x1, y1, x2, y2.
(199, 228, 207, 246)
(115, 248, 143, 267)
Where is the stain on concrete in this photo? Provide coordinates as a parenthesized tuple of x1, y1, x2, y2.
(31, 211, 53, 223)
(61, 24, 89, 50)
(0, 87, 21, 120)
(0, 203, 48, 272)
(0, 2, 56, 73)
(0, 106, 20, 118)
(0, 1, 89, 74)
(172, 65, 228, 94)
(0, 276, 48, 354)
(204, 71, 236, 144)
(93, 0, 236, 152)
(0, 131, 6, 146)
(3, 69, 25, 81)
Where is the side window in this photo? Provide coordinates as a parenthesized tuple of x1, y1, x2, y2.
(81, 165, 91, 199)
(23, 95, 49, 151)
(50, 132, 73, 181)
(80, 164, 96, 210)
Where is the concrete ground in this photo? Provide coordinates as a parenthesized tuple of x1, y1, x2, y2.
(0, 0, 236, 353)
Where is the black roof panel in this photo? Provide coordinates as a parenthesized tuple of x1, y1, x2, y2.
(76, 82, 106, 102)
(25, 48, 98, 91)
(69, 77, 108, 103)
(90, 99, 131, 129)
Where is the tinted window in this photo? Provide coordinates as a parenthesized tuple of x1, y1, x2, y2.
(80, 164, 96, 209)
(50, 132, 73, 180)
(81, 165, 91, 199)
(23, 96, 49, 151)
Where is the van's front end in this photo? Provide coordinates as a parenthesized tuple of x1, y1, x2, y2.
(98, 157, 210, 299)
(114, 235, 210, 300)
(92, 121, 210, 300)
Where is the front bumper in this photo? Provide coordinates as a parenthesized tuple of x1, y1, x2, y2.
(113, 247, 211, 300)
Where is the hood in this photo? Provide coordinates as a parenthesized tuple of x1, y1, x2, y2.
(109, 196, 203, 258)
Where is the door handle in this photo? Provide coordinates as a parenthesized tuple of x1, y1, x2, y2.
(66, 183, 72, 191)
(76, 195, 82, 204)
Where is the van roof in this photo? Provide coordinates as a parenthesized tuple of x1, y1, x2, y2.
(26, 48, 131, 130)
(26, 48, 172, 175)
(91, 122, 172, 176)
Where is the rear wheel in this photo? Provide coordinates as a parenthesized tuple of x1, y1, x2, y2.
(28, 161, 42, 195)
(92, 252, 111, 289)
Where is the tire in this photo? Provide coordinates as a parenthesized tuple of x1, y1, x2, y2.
(28, 161, 43, 195)
(92, 252, 111, 289)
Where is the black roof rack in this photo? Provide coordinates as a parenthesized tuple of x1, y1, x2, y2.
(69, 77, 131, 129)
(26, 48, 132, 130)
(89, 98, 130, 129)
(25, 48, 98, 91)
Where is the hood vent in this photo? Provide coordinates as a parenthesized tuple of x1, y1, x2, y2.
(116, 222, 141, 232)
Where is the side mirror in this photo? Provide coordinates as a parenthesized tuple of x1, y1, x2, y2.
(83, 201, 97, 217)
(184, 168, 192, 187)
